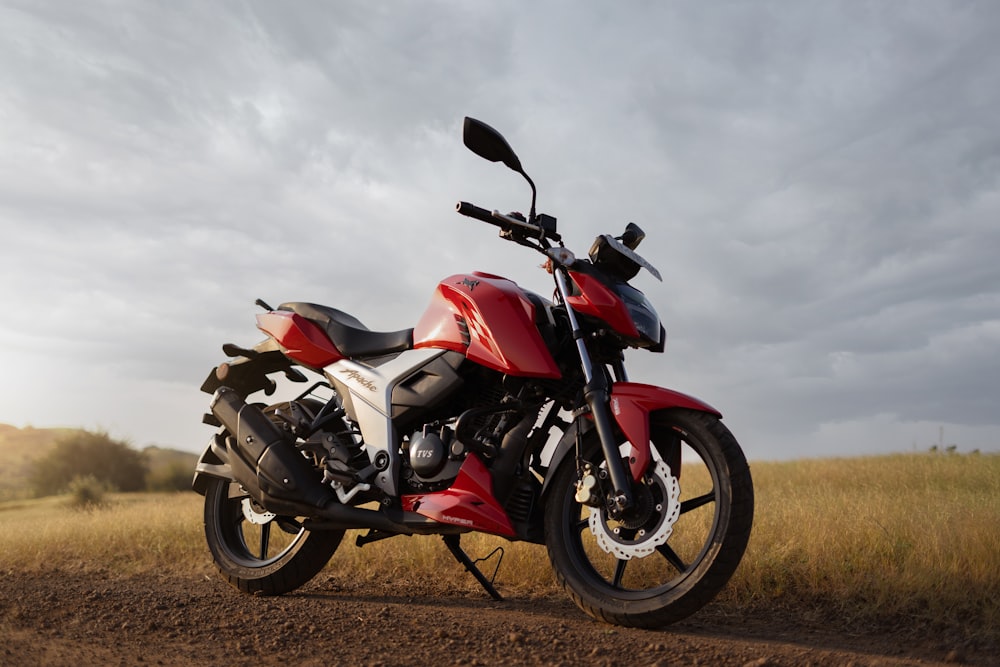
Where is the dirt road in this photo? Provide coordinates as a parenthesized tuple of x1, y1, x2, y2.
(0, 570, 988, 666)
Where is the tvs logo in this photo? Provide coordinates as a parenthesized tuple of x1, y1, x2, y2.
(339, 369, 377, 392)
(457, 278, 480, 292)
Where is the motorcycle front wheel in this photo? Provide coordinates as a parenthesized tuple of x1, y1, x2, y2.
(544, 408, 754, 627)
(203, 476, 344, 596)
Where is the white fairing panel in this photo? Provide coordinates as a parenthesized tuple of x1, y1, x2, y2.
(325, 348, 446, 494)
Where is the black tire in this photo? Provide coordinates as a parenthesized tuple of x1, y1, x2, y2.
(203, 476, 344, 595)
(544, 408, 754, 627)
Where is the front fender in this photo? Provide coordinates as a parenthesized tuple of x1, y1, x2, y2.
(612, 382, 721, 479)
(542, 383, 721, 495)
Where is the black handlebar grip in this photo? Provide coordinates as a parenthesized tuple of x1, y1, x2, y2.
(456, 201, 499, 226)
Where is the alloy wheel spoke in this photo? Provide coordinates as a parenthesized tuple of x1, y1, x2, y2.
(680, 491, 715, 514)
(259, 522, 271, 560)
(656, 543, 687, 573)
(612, 558, 628, 587)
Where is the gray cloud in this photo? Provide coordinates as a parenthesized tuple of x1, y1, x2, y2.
(0, 1, 997, 457)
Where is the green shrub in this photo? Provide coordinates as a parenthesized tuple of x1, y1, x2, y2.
(67, 475, 107, 509)
(29, 429, 148, 497)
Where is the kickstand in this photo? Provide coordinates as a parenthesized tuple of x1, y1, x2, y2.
(442, 534, 504, 601)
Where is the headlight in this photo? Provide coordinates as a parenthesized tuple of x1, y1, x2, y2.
(615, 283, 663, 348)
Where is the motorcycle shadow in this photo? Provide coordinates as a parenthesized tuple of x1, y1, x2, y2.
(271, 580, 969, 665)
(291, 578, 579, 619)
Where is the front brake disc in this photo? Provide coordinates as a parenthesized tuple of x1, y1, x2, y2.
(588, 458, 681, 560)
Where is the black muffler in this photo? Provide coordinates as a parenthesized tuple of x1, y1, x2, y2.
(210, 387, 421, 534)
(210, 387, 335, 510)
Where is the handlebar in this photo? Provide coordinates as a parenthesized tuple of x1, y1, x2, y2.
(456, 201, 498, 226)
(456, 201, 547, 236)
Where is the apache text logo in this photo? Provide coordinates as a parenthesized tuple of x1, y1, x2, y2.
(340, 369, 377, 392)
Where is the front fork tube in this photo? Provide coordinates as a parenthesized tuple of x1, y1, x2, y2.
(584, 379, 634, 515)
(553, 268, 634, 515)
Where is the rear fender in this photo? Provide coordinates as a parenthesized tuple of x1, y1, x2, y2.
(200, 342, 306, 399)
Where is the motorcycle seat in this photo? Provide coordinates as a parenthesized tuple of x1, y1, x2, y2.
(278, 302, 414, 358)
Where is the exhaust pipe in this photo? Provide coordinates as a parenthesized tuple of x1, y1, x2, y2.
(209, 387, 415, 534)
(211, 387, 335, 510)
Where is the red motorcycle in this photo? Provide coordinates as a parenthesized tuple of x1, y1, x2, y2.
(193, 118, 753, 627)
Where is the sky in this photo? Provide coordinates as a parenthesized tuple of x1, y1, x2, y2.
(1, 1, 998, 461)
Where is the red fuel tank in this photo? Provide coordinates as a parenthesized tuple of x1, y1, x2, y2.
(413, 272, 561, 379)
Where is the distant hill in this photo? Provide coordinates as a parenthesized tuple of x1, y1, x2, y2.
(0, 424, 198, 499)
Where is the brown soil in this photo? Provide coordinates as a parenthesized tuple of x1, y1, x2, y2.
(0, 569, 991, 667)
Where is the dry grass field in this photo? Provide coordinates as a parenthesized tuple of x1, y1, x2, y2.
(1, 452, 996, 646)
(731, 453, 999, 640)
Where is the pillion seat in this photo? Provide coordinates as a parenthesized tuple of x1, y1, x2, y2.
(278, 302, 414, 358)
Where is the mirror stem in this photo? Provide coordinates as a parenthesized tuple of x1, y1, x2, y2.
(520, 170, 537, 222)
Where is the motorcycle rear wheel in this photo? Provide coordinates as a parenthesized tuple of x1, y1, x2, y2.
(544, 408, 753, 627)
(202, 400, 345, 595)
(203, 477, 343, 595)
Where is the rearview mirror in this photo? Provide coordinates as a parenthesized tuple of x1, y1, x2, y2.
(463, 117, 523, 172)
